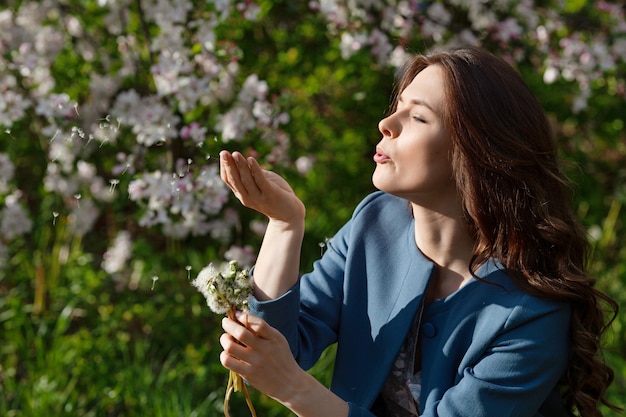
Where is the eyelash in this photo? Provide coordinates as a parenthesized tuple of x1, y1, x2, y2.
(412, 115, 426, 123)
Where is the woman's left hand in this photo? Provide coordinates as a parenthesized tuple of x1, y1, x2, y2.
(220, 311, 350, 417)
(220, 311, 304, 403)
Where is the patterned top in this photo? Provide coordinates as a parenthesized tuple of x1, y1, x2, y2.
(378, 304, 424, 416)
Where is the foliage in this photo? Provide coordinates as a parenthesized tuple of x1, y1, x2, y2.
(0, 0, 624, 416)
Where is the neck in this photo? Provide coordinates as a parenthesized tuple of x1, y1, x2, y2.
(410, 202, 475, 276)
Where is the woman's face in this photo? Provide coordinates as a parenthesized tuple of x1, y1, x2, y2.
(372, 64, 455, 204)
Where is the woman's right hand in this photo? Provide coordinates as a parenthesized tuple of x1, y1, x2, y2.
(220, 150, 305, 226)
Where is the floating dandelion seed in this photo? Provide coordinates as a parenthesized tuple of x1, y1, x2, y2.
(187, 158, 192, 173)
(120, 163, 130, 175)
(213, 135, 218, 142)
(186, 265, 192, 280)
(109, 179, 120, 193)
(74, 103, 80, 116)
(52, 211, 59, 225)
(319, 237, 331, 255)
(151, 275, 159, 290)
(74, 194, 82, 207)
(50, 129, 60, 142)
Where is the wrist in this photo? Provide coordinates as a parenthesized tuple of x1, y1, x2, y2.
(267, 215, 305, 235)
(280, 370, 349, 417)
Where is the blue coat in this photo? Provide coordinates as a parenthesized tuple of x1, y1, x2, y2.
(248, 192, 571, 416)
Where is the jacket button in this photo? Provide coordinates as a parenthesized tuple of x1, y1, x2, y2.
(422, 322, 437, 338)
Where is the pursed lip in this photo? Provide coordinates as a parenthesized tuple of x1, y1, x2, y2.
(373, 146, 391, 163)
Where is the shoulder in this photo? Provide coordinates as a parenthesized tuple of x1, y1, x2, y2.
(429, 262, 571, 329)
(481, 262, 571, 314)
(350, 191, 411, 229)
(325, 191, 414, 261)
(352, 191, 406, 214)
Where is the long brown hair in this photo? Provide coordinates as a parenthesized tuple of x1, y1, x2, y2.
(393, 46, 619, 416)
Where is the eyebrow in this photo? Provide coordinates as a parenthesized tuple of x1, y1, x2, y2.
(398, 96, 437, 113)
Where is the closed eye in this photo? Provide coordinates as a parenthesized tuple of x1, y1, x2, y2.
(413, 115, 427, 123)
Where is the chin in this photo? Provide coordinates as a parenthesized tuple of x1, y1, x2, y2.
(372, 170, 393, 193)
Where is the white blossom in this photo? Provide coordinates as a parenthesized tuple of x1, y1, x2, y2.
(68, 198, 100, 237)
(127, 164, 229, 238)
(102, 231, 133, 274)
(0, 90, 31, 127)
(295, 155, 315, 175)
(1, 192, 33, 240)
(224, 245, 256, 268)
(0, 153, 15, 194)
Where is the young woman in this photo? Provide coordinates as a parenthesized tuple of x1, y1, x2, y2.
(217, 46, 619, 417)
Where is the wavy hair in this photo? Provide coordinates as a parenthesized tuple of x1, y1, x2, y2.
(392, 46, 620, 416)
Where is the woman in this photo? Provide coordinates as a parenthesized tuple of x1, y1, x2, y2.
(218, 46, 619, 417)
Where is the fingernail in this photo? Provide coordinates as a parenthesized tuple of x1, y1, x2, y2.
(234, 310, 243, 320)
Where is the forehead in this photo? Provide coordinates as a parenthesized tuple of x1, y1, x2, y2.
(399, 65, 445, 112)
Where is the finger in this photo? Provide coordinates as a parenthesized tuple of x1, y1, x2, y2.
(222, 316, 258, 348)
(219, 339, 251, 375)
(232, 152, 260, 195)
(220, 331, 249, 357)
(233, 311, 278, 340)
(247, 156, 271, 192)
(221, 314, 269, 348)
(219, 151, 242, 191)
(221, 151, 259, 205)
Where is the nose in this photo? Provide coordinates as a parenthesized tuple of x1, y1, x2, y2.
(378, 113, 399, 138)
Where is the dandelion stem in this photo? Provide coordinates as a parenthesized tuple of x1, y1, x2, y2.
(223, 308, 257, 417)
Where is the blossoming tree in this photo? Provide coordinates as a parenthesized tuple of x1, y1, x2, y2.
(1, 0, 624, 413)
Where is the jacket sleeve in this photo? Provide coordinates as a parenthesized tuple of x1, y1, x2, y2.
(421, 294, 571, 417)
(347, 402, 378, 417)
(247, 216, 353, 370)
(247, 192, 384, 371)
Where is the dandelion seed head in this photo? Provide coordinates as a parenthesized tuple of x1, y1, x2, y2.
(191, 261, 252, 314)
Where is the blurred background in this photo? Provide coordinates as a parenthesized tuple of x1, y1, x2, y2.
(0, 1, 624, 415)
